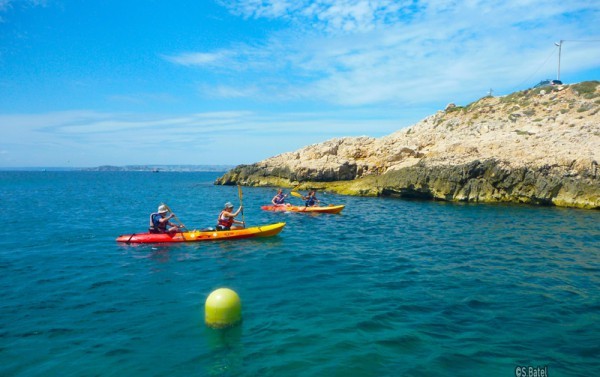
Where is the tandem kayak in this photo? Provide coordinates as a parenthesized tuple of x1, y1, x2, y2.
(261, 204, 345, 214)
(116, 222, 285, 244)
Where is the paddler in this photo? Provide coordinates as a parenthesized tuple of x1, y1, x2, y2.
(216, 202, 245, 230)
(149, 204, 183, 233)
(302, 190, 320, 207)
(271, 189, 290, 206)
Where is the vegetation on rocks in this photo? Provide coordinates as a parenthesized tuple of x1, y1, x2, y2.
(216, 82, 600, 209)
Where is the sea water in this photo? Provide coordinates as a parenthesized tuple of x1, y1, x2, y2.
(0, 171, 598, 377)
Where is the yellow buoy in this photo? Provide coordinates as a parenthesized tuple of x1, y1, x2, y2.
(205, 288, 242, 328)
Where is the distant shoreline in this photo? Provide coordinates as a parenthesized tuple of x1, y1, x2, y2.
(0, 165, 234, 172)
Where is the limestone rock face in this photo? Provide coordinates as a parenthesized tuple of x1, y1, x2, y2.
(216, 82, 600, 209)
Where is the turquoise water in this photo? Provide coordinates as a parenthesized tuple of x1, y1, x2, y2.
(1, 171, 598, 376)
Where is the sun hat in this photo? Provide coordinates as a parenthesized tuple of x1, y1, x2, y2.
(158, 205, 169, 213)
(224, 202, 234, 208)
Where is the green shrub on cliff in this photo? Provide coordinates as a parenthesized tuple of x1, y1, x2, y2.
(571, 81, 599, 99)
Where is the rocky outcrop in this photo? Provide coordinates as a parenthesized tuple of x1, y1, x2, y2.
(216, 81, 600, 209)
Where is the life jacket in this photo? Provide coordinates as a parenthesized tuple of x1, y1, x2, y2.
(217, 211, 234, 228)
(149, 212, 167, 233)
(305, 195, 317, 206)
(273, 193, 285, 204)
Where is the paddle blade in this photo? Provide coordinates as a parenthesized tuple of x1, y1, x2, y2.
(290, 191, 303, 198)
(237, 185, 243, 200)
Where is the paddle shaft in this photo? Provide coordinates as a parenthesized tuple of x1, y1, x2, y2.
(162, 203, 188, 231)
(238, 185, 245, 224)
(290, 191, 327, 205)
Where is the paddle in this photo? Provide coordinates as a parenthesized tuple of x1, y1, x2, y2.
(290, 191, 329, 206)
(289, 191, 308, 207)
(126, 232, 137, 244)
(237, 185, 245, 225)
(290, 191, 310, 208)
(314, 193, 329, 206)
(161, 203, 188, 232)
(281, 184, 300, 202)
(290, 191, 303, 199)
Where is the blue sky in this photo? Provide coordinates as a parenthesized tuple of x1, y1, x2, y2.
(0, 0, 599, 168)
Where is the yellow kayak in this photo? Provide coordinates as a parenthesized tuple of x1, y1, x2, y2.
(261, 204, 345, 214)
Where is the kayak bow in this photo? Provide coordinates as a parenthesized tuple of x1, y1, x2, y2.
(116, 222, 285, 244)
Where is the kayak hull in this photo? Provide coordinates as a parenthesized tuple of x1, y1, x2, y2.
(116, 222, 285, 244)
(261, 204, 345, 214)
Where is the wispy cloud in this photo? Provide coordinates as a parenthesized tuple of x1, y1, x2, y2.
(2, 0, 598, 167)
(169, 1, 600, 106)
(163, 51, 234, 67)
(220, 0, 411, 33)
(0, 109, 403, 166)
(0, 0, 48, 12)
(0, 0, 48, 23)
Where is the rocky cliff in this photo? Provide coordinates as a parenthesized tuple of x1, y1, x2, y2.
(216, 81, 600, 209)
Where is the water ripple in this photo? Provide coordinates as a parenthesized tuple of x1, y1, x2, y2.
(1, 172, 598, 377)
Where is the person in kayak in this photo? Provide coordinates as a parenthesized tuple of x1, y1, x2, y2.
(271, 189, 289, 206)
(216, 202, 245, 230)
(303, 190, 320, 207)
(149, 205, 182, 233)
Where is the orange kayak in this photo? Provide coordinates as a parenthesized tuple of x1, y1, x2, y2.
(261, 204, 345, 214)
(116, 222, 285, 243)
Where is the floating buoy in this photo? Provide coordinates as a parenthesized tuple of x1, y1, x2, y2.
(205, 288, 242, 328)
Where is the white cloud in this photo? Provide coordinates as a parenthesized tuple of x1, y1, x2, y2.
(164, 51, 232, 67)
(0, 0, 48, 12)
(222, 0, 410, 32)
(167, 1, 599, 108)
(0, 108, 410, 166)
(203, 84, 261, 98)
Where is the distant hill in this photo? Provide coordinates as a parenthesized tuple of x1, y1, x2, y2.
(216, 81, 600, 209)
(82, 165, 234, 172)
